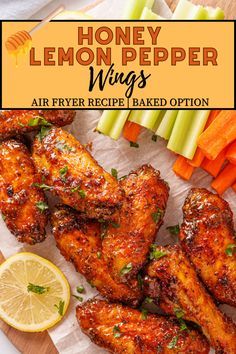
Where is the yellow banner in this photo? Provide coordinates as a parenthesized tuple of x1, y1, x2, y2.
(1, 21, 235, 109)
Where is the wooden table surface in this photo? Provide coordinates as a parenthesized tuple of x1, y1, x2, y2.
(0, 0, 235, 353)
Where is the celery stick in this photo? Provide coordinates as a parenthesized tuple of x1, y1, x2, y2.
(172, 0, 208, 19)
(205, 6, 224, 19)
(156, 110, 178, 140)
(128, 110, 162, 130)
(181, 110, 210, 159)
(140, 7, 165, 19)
(122, 0, 154, 20)
(97, 110, 130, 140)
(167, 110, 194, 154)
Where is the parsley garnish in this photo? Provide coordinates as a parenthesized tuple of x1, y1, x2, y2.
(225, 244, 236, 256)
(152, 134, 157, 142)
(113, 325, 122, 338)
(37, 126, 51, 141)
(59, 166, 68, 181)
(110, 222, 120, 228)
(36, 201, 49, 212)
(97, 251, 102, 259)
(149, 245, 167, 260)
(72, 295, 83, 302)
(55, 141, 74, 152)
(54, 300, 65, 316)
(2, 213, 6, 221)
(27, 283, 49, 294)
(174, 308, 188, 331)
(151, 208, 163, 223)
(137, 274, 143, 290)
(167, 224, 180, 236)
(130, 142, 139, 148)
(28, 116, 51, 127)
(33, 183, 52, 191)
(144, 297, 153, 304)
(71, 186, 86, 198)
(167, 335, 178, 349)
(120, 263, 132, 276)
(141, 308, 148, 320)
(76, 286, 84, 294)
(111, 168, 118, 179)
(100, 223, 108, 239)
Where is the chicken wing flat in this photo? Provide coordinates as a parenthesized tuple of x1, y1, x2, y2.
(51, 206, 142, 307)
(145, 245, 236, 354)
(0, 110, 75, 140)
(102, 165, 169, 283)
(76, 299, 210, 354)
(179, 188, 236, 306)
(33, 127, 123, 221)
(0, 140, 48, 244)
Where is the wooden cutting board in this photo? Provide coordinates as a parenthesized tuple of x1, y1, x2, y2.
(0, 0, 235, 353)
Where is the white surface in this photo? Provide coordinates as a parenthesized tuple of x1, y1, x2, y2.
(0, 1, 235, 354)
(0, 330, 21, 354)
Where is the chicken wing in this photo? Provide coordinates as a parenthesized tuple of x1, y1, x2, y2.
(145, 245, 236, 354)
(33, 127, 123, 221)
(0, 140, 48, 244)
(76, 299, 210, 354)
(179, 188, 236, 306)
(0, 110, 75, 140)
(102, 165, 169, 283)
(51, 206, 142, 307)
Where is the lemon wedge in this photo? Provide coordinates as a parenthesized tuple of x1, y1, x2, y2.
(0, 252, 70, 332)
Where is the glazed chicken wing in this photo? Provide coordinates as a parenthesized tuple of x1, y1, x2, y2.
(76, 299, 210, 354)
(0, 110, 75, 140)
(0, 140, 48, 244)
(51, 206, 142, 307)
(102, 165, 169, 282)
(145, 245, 236, 354)
(33, 127, 123, 221)
(179, 188, 236, 306)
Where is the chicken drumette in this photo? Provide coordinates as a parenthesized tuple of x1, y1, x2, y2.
(179, 188, 236, 307)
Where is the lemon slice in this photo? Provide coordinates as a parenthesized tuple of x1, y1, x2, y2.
(0, 252, 70, 332)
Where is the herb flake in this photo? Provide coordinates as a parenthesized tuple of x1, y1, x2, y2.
(149, 245, 167, 260)
(167, 224, 180, 236)
(36, 201, 49, 212)
(54, 300, 65, 316)
(167, 335, 178, 349)
(33, 182, 52, 191)
(141, 308, 148, 320)
(225, 244, 236, 256)
(120, 263, 132, 276)
(72, 295, 83, 302)
(27, 283, 49, 295)
(76, 285, 84, 294)
(59, 166, 68, 181)
(111, 168, 118, 179)
(151, 208, 163, 223)
(113, 325, 121, 338)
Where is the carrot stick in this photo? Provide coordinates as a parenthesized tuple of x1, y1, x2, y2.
(226, 140, 236, 164)
(188, 110, 221, 167)
(198, 110, 236, 160)
(173, 155, 195, 181)
(188, 148, 205, 167)
(123, 121, 141, 143)
(211, 163, 236, 195)
(232, 183, 236, 193)
(201, 148, 227, 177)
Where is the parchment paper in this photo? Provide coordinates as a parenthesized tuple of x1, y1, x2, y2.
(0, 1, 235, 353)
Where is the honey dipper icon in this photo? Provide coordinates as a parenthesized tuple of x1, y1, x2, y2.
(5, 5, 64, 65)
